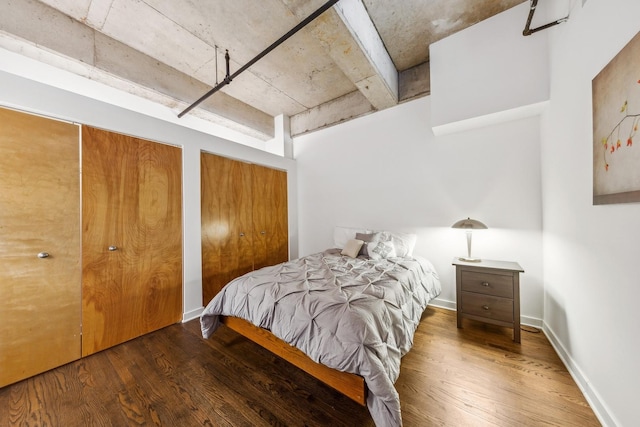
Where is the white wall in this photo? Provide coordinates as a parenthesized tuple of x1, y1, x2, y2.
(430, 2, 549, 135)
(294, 96, 544, 324)
(0, 64, 298, 323)
(540, 0, 640, 425)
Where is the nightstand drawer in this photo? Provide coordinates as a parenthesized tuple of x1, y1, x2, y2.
(454, 258, 523, 342)
(461, 271, 513, 298)
(461, 292, 513, 322)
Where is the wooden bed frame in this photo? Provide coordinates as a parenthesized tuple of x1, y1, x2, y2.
(221, 316, 367, 406)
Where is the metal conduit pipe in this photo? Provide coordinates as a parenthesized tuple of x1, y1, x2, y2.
(179, 0, 341, 118)
(522, 0, 568, 36)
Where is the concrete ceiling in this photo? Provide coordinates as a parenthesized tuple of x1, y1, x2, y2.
(0, 0, 525, 141)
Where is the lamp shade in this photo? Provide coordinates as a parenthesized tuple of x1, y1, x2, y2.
(451, 217, 487, 262)
(451, 217, 488, 230)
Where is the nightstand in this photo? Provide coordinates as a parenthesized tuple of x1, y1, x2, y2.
(453, 258, 524, 343)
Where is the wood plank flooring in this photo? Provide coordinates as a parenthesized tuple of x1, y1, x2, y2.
(0, 307, 600, 426)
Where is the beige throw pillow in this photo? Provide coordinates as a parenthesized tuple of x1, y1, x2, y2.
(341, 239, 364, 258)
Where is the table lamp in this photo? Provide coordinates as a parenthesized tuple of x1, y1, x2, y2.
(452, 217, 487, 262)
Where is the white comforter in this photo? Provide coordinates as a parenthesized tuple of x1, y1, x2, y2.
(201, 249, 441, 426)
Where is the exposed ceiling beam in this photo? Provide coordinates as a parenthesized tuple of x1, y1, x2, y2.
(0, 0, 275, 139)
(289, 60, 430, 137)
(282, 0, 398, 111)
(290, 90, 373, 136)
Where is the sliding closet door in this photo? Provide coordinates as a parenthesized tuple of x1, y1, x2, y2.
(252, 164, 288, 270)
(0, 107, 81, 387)
(201, 153, 253, 305)
(82, 127, 182, 356)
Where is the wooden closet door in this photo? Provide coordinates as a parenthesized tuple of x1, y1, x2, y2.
(82, 127, 182, 356)
(252, 164, 289, 270)
(82, 126, 140, 356)
(201, 153, 253, 305)
(137, 139, 183, 332)
(0, 107, 81, 387)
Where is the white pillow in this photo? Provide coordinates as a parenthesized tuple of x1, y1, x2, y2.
(390, 232, 418, 257)
(367, 240, 397, 260)
(341, 239, 364, 258)
(374, 231, 417, 257)
(333, 226, 370, 249)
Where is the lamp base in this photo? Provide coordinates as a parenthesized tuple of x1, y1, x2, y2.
(457, 256, 482, 263)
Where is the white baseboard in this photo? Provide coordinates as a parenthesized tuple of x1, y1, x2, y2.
(182, 307, 204, 322)
(542, 322, 618, 427)
(521, 315, 543, 328)
(429, 297, 456, 311)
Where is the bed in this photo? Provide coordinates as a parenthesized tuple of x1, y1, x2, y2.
(201, 229, 441, 427)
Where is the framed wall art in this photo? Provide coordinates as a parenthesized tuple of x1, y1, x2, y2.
(592, 31, 640, 205)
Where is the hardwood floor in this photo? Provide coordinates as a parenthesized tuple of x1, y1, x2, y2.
(0, 307, 600, 426)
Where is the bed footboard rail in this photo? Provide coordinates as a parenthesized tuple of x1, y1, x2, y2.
(221, 316, 367, 406)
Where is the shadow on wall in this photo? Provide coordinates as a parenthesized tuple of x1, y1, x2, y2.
(544, 293, 571, 355)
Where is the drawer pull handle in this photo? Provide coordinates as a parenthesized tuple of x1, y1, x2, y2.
(37, 252, 50, 259)
(482, 305, 490, 310)
(108, 246, 118, 251)
(481, 282, 490, 287)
